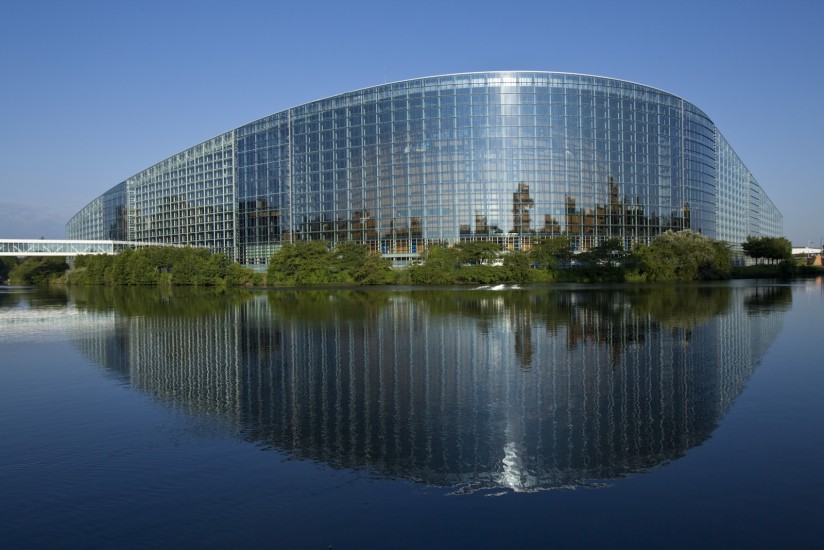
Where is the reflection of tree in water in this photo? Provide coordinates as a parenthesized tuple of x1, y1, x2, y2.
(72, 285, 786, 492)
(70, 286, 253, 317)
(265, 288, 390, 322)
(1, 286, 70, 309)
(383, 288, 698, 367)
(744, 285, 792, 315)
(0, 287, 29, 309)
(626, 285, 733, 329)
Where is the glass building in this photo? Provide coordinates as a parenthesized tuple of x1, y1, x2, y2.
(66, 72, 782, 266)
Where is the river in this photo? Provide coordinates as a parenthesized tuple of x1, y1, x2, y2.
(1, 281, 822, 548)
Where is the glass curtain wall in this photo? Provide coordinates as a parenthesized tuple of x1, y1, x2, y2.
(67, 182, 126, 241)
(127, 133, 236, 259)
(235, 73, 722, 264)
(66, 72, 783, 266)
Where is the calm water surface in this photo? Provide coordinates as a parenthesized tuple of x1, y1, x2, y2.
(1, 281, 822, 548)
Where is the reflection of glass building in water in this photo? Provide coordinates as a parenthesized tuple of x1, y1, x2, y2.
(68, 287, 786, 491)
(65, 72, 782, 266)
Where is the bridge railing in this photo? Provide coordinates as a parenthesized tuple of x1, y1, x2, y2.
(0, 240, 177, 257)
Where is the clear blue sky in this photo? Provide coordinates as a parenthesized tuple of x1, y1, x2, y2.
(1, 0, 821, 245)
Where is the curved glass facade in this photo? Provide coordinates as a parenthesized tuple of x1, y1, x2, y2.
(66, 72, 782, 265)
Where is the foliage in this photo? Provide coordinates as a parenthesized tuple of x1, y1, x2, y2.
(224, 262, 263, 287)
(454, 241, 502, 265)
(71, 254, 114, 285)
(502, 250, 533, 283)
(267, 240, 394, 286)
(267, 241, 333, 285)
(69, 246, 258, 286)
(349, 253, 393, 285)
(330, 241, 394, 284)
(110, 248, 133, 284)
(331, 241, 370, 272)
(454, 264, 508, 284)
(408, 245, 461, 284)
(1, 257, 20, 282)
(408, 244, 546, 285)
(530, 236, 573, 270)
(742, 236, 792, 264)
(171, 248, 228, 285)
(732, 260, 798, 280)
(576, 238, 632, 282)
(632, 230, 732, 282)
(7, 257, 69, 285)
(702, 241, 734, 280)
(529, 268, 556, 283)
(43, 233, 815, 289)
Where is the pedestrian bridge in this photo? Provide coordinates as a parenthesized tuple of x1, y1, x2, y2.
(0, 239, 172, 257)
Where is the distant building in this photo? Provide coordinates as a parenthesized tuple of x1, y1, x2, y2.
(793, 247, 823, 266)
(66, 72, 782, 267)
(792, 247, 822, 255)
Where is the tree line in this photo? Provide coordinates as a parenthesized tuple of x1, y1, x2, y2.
(0, 232, 810, 287)
(741, 235, 792, 264)
(267, 231, 805, 285)
(66, 246, 261, 286)
(2, 256, 69, 285)
(404, 230, 734, 285)
(267, 241, 394, 285)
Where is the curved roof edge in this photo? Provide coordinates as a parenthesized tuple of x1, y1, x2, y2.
(285, 70, 693, 114)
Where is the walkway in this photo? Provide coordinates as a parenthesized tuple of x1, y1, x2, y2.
(0, 239, 172, 257)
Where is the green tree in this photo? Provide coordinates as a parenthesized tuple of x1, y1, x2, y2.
(70, 246, 257, 286)
(742, 236, 792, 264)
(408, 245, 460, 284)
(267, 241, 334, 285)
(702, 240, 733, 280)
(202, 252, 230, 285)
(502, 250, 533, 283)
(224, 262, 261, 287)
(456, 264, 507, 284)
(634, 230, 732, 282)
(454, 241, 502, 265)
(742, 236, 767, 264)
(128, 250, 162, 285)
(73, 254, 114, 285)
(8, 257, 69, 285)
(171, 248, 212, 285)
(530, 236, 573, 270)
(1, 257, 20, 282)
(111, 247, 133, 284)
(350, 253, 393, 284)
(330, 241, 370, 274)
(576, 238, 630, 282)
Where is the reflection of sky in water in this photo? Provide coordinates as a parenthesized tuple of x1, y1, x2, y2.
(500, 441, 535, 492)
(0, 306, 114, 343)
(1, 286, 788, 492)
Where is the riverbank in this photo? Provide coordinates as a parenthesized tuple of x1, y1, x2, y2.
(5, 234, 820, 288)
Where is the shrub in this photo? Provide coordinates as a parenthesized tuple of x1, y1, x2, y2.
(633, 230, 731, 282)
